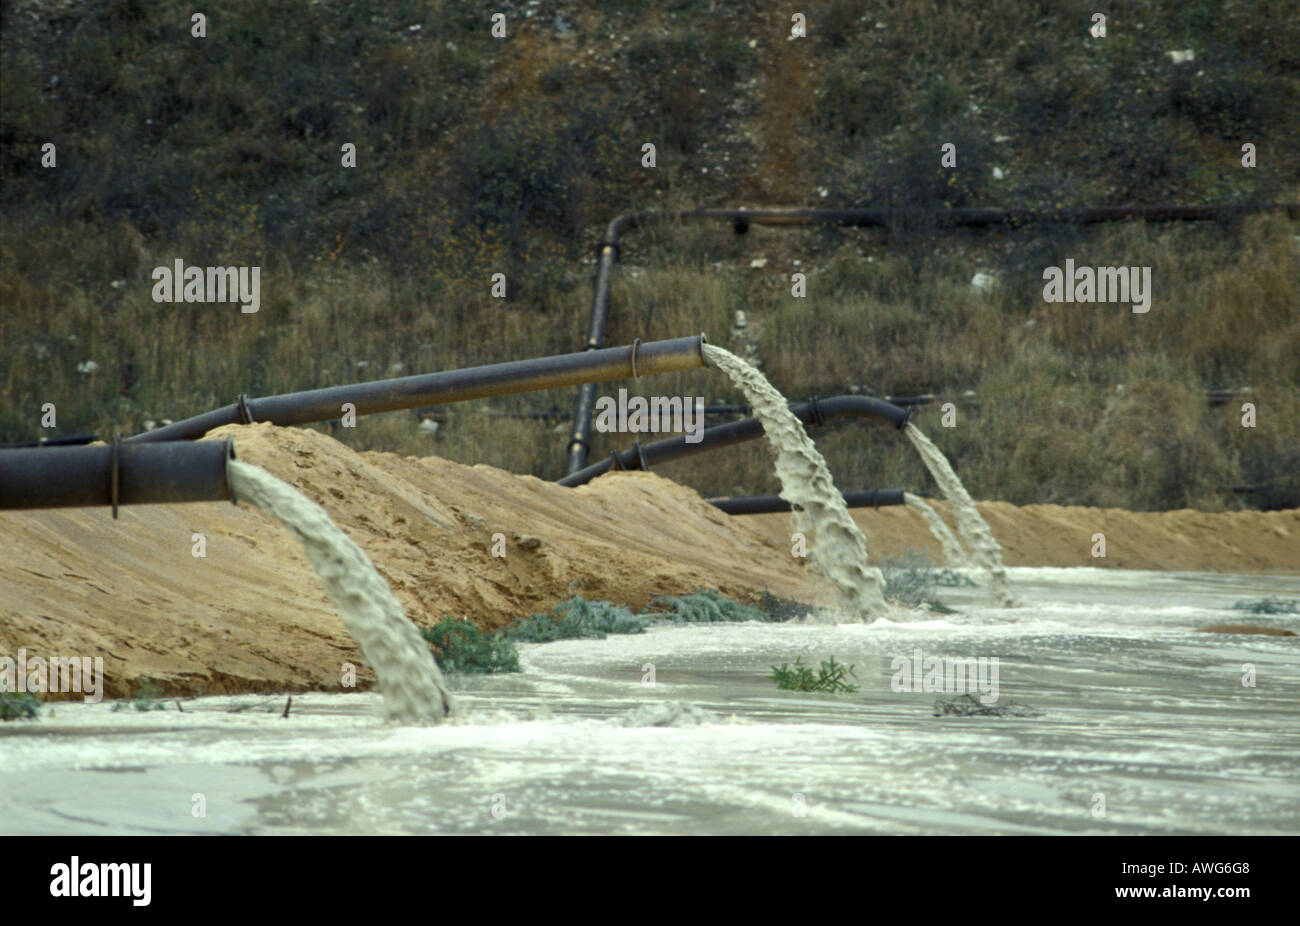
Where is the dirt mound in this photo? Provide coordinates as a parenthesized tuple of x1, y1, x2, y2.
(0, 424, 814, 699)
(2, 424, 1296, 701)
(746, 500, 1300, 574)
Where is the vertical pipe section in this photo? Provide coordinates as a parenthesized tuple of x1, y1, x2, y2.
(566, 236, 623, 473)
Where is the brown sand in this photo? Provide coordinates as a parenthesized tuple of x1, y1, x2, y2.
(0, 424, 813, 700)
(745, 500, 1300, 574)
(2, 424, 1296, 700)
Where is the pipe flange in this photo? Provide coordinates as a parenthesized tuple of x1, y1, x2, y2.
(608, 449, 624, 471)
(808, 395, 825, 427)
(630, 338, 642, 382)
(236, 393, 256, 425)
(633, 440, 649, 472)
(110, 433, 121, 520)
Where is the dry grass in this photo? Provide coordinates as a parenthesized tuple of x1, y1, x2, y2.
(2, 0, 1297, 508)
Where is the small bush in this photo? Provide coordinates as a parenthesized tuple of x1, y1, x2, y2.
(769, 657, 859, 693)
(421, 618, 520, 674)
(879, 551, 959, 613)
(642, 588, 770, 623)
(1, 691, 42, 721)
(759, 590, 815, 622)
(507, 596, 646, 642)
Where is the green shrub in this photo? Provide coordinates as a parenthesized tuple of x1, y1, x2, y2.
(758, 590, 815, 622)
(421, 618, 520, 674)
(1, 691, 42, 721)
(769, 657, 859, 693)
(878, 550, 955, 612)
(642, 588, 770, 623)
(506, 596, 646, 642)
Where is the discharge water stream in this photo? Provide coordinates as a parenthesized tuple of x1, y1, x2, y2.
(226, 459, 454, 724)
(903, 424, 1013, 604)
(902, 493, 969, 567)
(703, 345, 888, 617)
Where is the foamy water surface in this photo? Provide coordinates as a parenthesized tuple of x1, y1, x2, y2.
(2, 568, 1297, 835)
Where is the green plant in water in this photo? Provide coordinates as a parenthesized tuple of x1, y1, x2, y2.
(769, 656, 859, 693)
(1, 690, 42, 721)
(507, 596, 646, 642)
(422, 617, 521, 674)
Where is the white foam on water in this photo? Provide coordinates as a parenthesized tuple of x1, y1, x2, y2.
(703, 344, 888, 617)
(903, 492, 969, 566)
(227, 459, 454, 724)
(903, 423, 1013, 605)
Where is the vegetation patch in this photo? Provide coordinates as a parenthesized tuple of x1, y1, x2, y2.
(1, 691, 42, 721)
(933, 569, 978, 589)
(506, 596, 646, 643)
(422, 618, 521, 675)
(879, 551, 957, 613)
(758, 590, 815, 622)
(769, 657, 859, 694)
(643, 588, 771, 623)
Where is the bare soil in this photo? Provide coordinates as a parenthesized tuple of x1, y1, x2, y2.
(2, 423, 1295, 701)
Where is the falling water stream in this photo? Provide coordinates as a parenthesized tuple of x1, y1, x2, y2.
(227, 459, 455, 724)
(903, 424, 1013, 604)
(703, 345, 888, 617)
(902, 492, 969, 567)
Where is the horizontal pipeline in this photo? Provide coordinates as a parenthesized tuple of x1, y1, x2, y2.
(0, 438, 236, 512)
(600, 204, 1300, 243)
(709, 490, 905, 515)
(127, 335, 708, 443)
(558, 395, 911, 488)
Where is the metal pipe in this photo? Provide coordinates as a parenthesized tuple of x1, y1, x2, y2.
(1, 433, 100, 448)
(558, 394, 911, 488)
(564, 202, 1299, 474)
(709, 489, 905, 515)
(0, 438, 236, 511)
(127, 335, 708, 443)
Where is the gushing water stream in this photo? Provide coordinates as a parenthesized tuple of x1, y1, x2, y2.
(227, 459, 455, 723)
(903, 424, 1013, 604)
(703, 345, 888, 617)
(902, 492, 969, 567)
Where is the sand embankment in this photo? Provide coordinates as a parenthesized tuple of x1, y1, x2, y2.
(0, 423, 812, 699)
(746, 500, 1299, 574)
(1, 423, 1295, 699)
